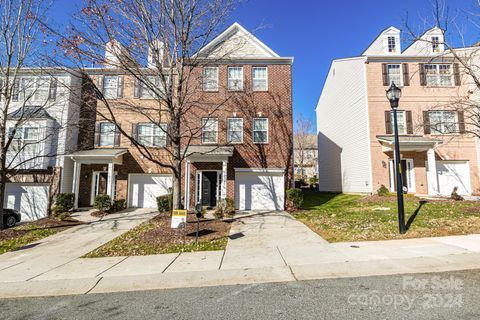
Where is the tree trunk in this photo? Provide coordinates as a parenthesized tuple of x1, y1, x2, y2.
(0, 163, 6, 230)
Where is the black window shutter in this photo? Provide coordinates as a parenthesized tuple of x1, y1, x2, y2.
(406, 111, 413, 134)
(131, 123, 137, 145)
(385, 111, 393, 134)
(49, 78, 57, 101)
(94, 123, 101, 146)
(458, 111, 466, 133)
(114, 125, 121, 146)
(382, 64, 389, 86)
(134, 78, 140, 98)
(402, 64, 410, 86)
(423, 111, 431, 134)
(12, 79, 20, 101)
(453, 63, 461, 86)
(419, 64, 427, 86)
(117, 76, 124, 98)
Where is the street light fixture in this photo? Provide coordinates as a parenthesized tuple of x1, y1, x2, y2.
(386, 82, 406, 234)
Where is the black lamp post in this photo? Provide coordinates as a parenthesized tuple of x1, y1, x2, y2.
(386, 82, 406, 234)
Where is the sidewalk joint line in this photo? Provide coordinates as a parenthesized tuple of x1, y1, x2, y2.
(95, 256, 130, 277)
(162, 252, 181, 273)
(276, 246, 298, 281)
(219, 250, 226, 270)
(25, 257, 80, 282)
(85, 277, 103, 294)
(0, 261, 24, 272)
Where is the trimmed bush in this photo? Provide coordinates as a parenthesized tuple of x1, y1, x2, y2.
(56, 193, 75, 212)
(214, 198, 236, 219)
(377, 185, 390, 197)
(112, 199, 126, 212)
(94, 194, 111, 212)
(286, 188, 303, 210)
(157, 194, 173, 213)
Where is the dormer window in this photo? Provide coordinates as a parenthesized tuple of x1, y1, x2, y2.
(387, 36, 397, 53)
(432, 36, 440, 52)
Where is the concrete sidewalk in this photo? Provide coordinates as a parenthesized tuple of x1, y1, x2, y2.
(1, 211, 479, 298)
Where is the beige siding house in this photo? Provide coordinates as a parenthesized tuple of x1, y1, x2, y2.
(316, 26, 480, 196)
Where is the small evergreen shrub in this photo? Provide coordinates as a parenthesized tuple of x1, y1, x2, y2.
(156, 194, 173, 213)
(112, 199, 126, 212)
(94, 194, 111, 212)
(286, 188, 304, 210)
(56, 193, 75, 212)
(377, 185, 390, 197)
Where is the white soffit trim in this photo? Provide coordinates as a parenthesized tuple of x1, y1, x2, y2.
(234, 168, 285, 173)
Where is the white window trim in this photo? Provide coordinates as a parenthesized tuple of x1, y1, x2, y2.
(137, 123, 167, 147)
(253, 118, 269, 144)
(9, 124, 44, 154)
(252, 67, 268, 91)
(425, 64, 453, 87)
(99, 122, 116, 147)
(202, 118, 218, 144)
(227, 67, 244, 91)
(20, 77, 51, 102)
(428, 111, 459, 135)
(390, 110, 407, 134)
(203, 67, 219, 92)
(387, 36, 397, 53)
(387, 64, 403, 87)
(227, 118, 244, 144)
(389, 159, 416, 193)
(103, 75, 120, 99)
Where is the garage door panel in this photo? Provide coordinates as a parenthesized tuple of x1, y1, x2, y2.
(235, 171, 284, 211)
(5, 184, 49, 221)
(436, 161, 471, 196)
(128, 174, 172, 208)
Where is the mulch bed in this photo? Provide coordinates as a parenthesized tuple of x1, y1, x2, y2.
(0, 217, 82, 242)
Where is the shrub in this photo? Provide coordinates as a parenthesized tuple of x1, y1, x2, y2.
(214, 198, 235, 219)
(157, 194, 173, 213)
(286, 188, 303, 210)
(309, 176, 319, 188)
(377, 185, 390, 197)
(213, 207, 224, 219)
(451, 187, 464, 201)
(94, 194, 112, 212)
(112, 199, 126, 212)
(56, 193, 75, 212)
(52, 205, 72, 220)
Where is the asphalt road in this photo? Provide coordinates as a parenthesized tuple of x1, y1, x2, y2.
(1, 269, 479, 320)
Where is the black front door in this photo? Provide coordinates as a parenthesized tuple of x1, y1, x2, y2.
(201, 172, 218, 207)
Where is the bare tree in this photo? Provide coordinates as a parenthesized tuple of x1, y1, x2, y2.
(0, 0, 58, 229)
(52, 0, 253, 209)
(294, 113, 314, 181)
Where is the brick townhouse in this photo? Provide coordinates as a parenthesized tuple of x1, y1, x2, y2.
(68, 23, 294, 211)
(317, 26, 480, 196)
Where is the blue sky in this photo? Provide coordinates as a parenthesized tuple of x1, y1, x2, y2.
(51, 0, 476, 131)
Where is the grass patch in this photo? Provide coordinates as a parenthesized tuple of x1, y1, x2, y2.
(84, 213, 231, 257)
(293, 191, 480, 242)
(0, 217, 82, 254)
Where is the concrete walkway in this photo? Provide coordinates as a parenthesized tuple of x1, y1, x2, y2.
(1, 211, 479, 298)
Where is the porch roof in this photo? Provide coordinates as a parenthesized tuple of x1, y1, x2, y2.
(184, 145, 234, 162)
(377, 135, 443, 152)
(68, 148, 128, 164)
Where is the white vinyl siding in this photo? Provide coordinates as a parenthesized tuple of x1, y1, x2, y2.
(228, 67, 243, 91)
(316, 57, 372, 193)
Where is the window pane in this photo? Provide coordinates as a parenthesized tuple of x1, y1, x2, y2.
(99, 123, 115, 146)
(443, 111, 457, 133)
(254, 131, 267, 143)
(23, 127, 39, 140)
(253, 119, 267, 130)
(103, 76, 118, 99)
(429, 111, 443, 134)
(387, 64, 401, 86)
(228, 118, 243, 143)
(390, 111, 406, 134)
(202, 119, 217, 143)
(228, 67, 243, 91)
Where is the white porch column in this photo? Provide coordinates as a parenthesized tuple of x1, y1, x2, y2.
(184, 160, 191, 210)
(106, 162, 115, 202)
(221, 160, 228, 202)
(427, 148, 438, 195)
(72, 161, 81, 209)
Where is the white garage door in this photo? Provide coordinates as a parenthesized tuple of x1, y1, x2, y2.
(5, 183, 49, 221)
(235, 170, 285, 211)
(436, 161, 472, 196)
(128, 174, 172, 208)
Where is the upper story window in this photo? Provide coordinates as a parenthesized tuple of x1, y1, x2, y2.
(228, 67, 243, 91)
(102, 75, 123, 99)
(253, 118, 268, 144)
(387, 36, 397, 53)
(428, 111, 458, 134)
(390, 111, 406, 134)
(432, 36, 440, 53)
(203, 67, 219, 91)
(137, 123, 167, 147)
(425, 64, 452, 87)
(134, 75, 169, 99)
(99, 122, 117, 146)
(227, 118, 243, 144)
(202, 118, 218, 144)
(14, 77, 57, 102)
(387, 64, 402, 86)
(252, 67, 268, 91)
(8, 125, 41, 154)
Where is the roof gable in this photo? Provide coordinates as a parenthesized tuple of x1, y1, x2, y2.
(362, 26, 401, 56)
(196, 22, 280, 59)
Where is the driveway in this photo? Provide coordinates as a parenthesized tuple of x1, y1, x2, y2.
(0, 208, 157, 282)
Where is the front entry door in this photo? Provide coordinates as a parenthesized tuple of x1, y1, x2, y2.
(389, 159, 416, 193)
(201, 172, 218, 207)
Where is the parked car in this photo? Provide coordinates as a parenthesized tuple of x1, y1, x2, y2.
(2, 209, 21, 228)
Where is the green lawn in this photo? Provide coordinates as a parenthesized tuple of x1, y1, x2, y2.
(293, 191, 480, 242)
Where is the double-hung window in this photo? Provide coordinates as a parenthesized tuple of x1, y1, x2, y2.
(425, 64, 452, 87)
(432, 36, 440, 53)
(228, 67, 243, 91)
(19, 77, 50, 101)
(227, 118, 243, 144)
(9, 126, 40, 154)
(252, 67, 268, 91)
(203, 67, 219, 91)
(99, 122, 116, 146)
(202, 118, 218, 144)
(387, 36, 396, 53)
(103, 76, 119, 99)
(137, 123, 167, 147)
(390, 111, 406, 134)
(428, 111, 458, 134)
(387, 64, 402, 86)
(253, 118, 268, 144)
(140, 76, 158, 99)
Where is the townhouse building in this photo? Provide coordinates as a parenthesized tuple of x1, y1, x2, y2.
(67, 23, 294, 212)
(317, 26, 480, 196)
